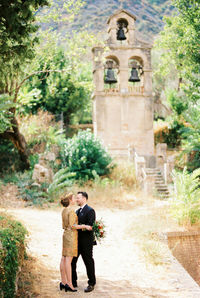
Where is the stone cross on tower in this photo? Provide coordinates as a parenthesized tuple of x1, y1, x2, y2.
(119, 0, 125, 9)
(92, 9, 154, 166)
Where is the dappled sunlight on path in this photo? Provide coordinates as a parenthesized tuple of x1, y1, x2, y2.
(4, 206, 200, 297)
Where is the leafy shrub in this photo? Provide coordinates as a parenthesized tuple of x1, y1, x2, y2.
(0, 139, 23, 175)
(0, 94, 15, 133)
(171, 168, 200, 225)
(18, 110, 65, 149)
(181, 102, 200, 171)
(2, 171, 49, 206)
(186, 150, 200, 172)
(109, 161, 136, 188)
(16, 171, 49, 206)
(154, 120, 185, 148)
(29, 153, 39, 169)
(0, 213, 28, 298)
(166, 89, 188, 116)
(60, 130, 112, 181)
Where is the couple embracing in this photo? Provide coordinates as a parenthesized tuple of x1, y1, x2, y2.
(59, 191, 96, 293)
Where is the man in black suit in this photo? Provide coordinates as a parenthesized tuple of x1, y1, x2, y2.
(72, 191, 96, 293)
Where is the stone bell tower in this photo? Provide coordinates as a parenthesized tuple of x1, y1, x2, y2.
(92, 9, 154, 165)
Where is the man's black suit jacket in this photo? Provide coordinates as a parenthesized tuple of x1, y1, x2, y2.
(76, 204, 96, 246)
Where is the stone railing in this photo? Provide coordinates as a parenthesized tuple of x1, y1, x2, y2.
(128, 85, 144, 94)
(103, 85, 144, 95)
(134, 151, 146, 179)
(104, 87, 120, 94)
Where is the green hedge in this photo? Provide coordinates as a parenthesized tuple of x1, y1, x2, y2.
(0, 213, 27, 298)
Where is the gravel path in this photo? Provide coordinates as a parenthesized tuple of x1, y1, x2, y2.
(4, 206, 200, 298)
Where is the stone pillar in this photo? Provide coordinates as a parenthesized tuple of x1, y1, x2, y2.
(156, 143, 167, 174)
(134, 153, 146, 179)
(92, 47, 104, 92)
(143, 69, 152, 95)
(119, 68, 129, 92)
(128, 25, 135, 45)
(108, 27, 116, 44)
(144, 175, 156, 196)
(93, 67, 104, 92)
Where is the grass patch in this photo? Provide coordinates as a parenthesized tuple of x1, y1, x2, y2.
(127, 203, 179, 266)
(52, 161, 140, 209)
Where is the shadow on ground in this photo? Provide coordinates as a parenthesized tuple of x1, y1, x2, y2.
(21, 255, 170, 298)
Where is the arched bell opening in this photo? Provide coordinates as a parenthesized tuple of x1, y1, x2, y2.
(104, 56, 119, 90)
(116, 18, 128, 42)
(128, 57, 144, 88)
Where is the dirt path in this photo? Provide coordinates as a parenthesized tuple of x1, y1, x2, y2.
(2, 205, 200, 298)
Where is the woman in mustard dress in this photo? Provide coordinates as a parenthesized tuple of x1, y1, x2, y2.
(59, 193, 88, 292)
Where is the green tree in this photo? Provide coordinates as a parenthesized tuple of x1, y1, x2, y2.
(155, 0, 200, 94)
(155, 0, 200, 167)
(0, 0, 49, 169)
(17, 24, 101, 126)
(0, 0, 87, 169)
(19, 48, 91, 127)
(0, 95, 15, 133)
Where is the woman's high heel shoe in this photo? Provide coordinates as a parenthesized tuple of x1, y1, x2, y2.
(59, 282, 65, 291)
(65, 284, 77, 292)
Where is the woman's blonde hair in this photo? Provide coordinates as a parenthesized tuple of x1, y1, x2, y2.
(60, 192, 73, 207)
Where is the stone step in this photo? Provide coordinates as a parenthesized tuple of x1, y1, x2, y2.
(157, 194, 170, 199)
(146, 170, 161, 174)
(156, 185, 169, 189)
(146, 173, 162, 177)
(156, 191, 170, 195)
(155, 180, 165, 183)
(156, 189, 170, 193)
(156, 189, 169, 193)
(157, 192, 170, 196)
(145, 168, 170, 199)
(145, 168, 160, 171)
(155, 181, 168, 187)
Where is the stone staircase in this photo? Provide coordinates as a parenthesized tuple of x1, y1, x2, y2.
(145, 168, 170, 199)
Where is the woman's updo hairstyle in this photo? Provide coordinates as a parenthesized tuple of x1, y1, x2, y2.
(60, 192, 73, 207)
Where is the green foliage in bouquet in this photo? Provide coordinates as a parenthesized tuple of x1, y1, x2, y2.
(60, 130, 112, 181)
(171, 167, 200, 225)
(92, 219, 106, 242)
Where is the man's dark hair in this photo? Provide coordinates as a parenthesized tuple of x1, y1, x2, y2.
(78, 191, 88, 200)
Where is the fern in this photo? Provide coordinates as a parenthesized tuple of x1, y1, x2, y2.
(171, 167, 200, 225)
(47, 168, 76, 200)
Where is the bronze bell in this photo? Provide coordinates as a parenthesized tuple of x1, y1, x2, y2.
(129, 67, 140, 82)
(117, 27, 126, 41)
(104, 68, 117, 84)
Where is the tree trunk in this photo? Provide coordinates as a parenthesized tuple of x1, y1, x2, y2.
(0, 117, 30, 170)
(64, 112, 70, 136)
(177, 77, 182, 91)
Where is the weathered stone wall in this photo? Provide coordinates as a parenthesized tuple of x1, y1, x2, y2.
(93, 94, 154, 157)
(168, 231, 200, 286)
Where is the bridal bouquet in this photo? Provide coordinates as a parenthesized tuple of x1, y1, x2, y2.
(92, 219, 106, 242)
